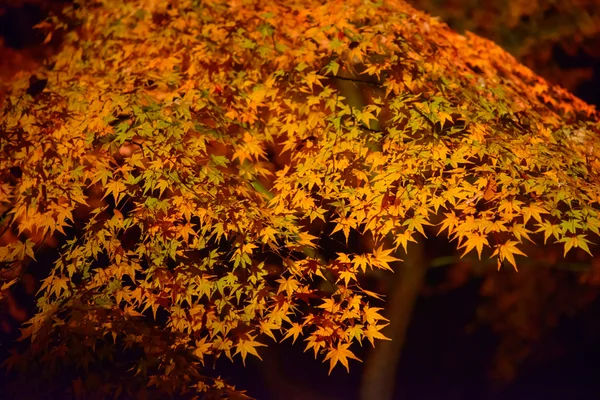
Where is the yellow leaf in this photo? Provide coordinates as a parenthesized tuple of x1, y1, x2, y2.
(535, 221, 562, 244)
(511, 223, 533, 243)
(344, 324, 364, 344)
(394, 230, 416, 253)
(318, 298, 339, 313)
(458, 233, 489, 259)
(234, 337, 265, 365)
(438, 211, 460, 236)
(323, 342, 361, 374)
(560, 234, 593, 257)
(364, 323, 391, 347)
(338, 269, 357, 286)
(193, 337, 212, 366)
(103, 180, 127, 205)
(282, 323, 303, 344)
(370, 246, 400, 271)
(176, 223, 196, 243)
(521, 204, 548, 224)
(352, 254, 369, 273)
(276, 276, 300, 297)
(492, 241, 526, 271)
(363, 305, 388, 325)
(260, 226, 279, 244)
(296, 231, 318, 247)
(259, 320, 281, 341)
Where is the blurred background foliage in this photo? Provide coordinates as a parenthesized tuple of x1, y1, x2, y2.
(408, 0, 600, 106)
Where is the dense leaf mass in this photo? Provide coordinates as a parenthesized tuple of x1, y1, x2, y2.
(1, 0, 599, 397)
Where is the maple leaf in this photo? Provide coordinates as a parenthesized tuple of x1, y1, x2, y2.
(234, 337, 266, 366)
(344, 324, 364, 344)
(458, 233, 489, 259)
(259, 320, 281, 341)
(282, 322, 304, 344)
(492, 241, 527, 271)
(276, 276, 300, 297)
(337, 269, 358, 286)
(103, 180, 127, 205)
(558, 234, 594, 257)
(370, 245, 401, 271)
(364, 323, 391, 347)
(318, 298, 340, 313)
(323, 342, 362, 374)
(362, 305, 389, 325)
(304, 334, 327, 359)
(521, 203, 548, 224)
(536, 221, 563, 244)
(438, 211, 461, 236)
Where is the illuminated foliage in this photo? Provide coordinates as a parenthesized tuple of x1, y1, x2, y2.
(1, 0, 599, 397)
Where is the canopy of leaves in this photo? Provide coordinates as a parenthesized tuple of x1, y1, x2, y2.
(1, 0, 599, 397)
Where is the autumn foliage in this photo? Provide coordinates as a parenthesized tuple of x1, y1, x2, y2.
(1, 0, 600, 397)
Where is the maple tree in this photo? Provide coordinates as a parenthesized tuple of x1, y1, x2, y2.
(1, 0, 600, 398)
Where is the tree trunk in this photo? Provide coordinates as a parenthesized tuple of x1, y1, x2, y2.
(360, 239, 427, 400)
